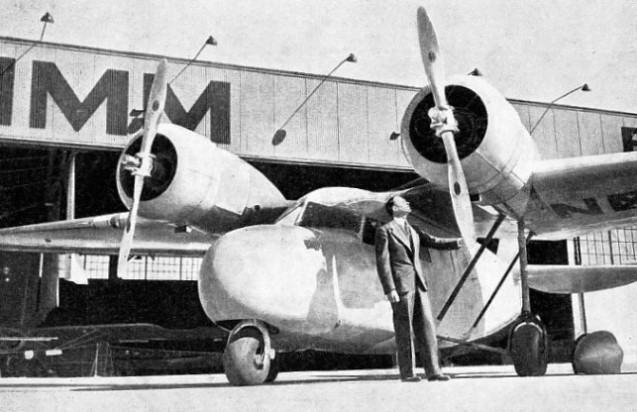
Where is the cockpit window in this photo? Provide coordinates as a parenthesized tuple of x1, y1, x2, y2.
(275, 202, 304, 225)
(297, 201, 379, 245)
(299, 202, 361, 232)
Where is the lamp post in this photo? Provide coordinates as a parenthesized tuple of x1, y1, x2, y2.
(529, 84, 591, 135)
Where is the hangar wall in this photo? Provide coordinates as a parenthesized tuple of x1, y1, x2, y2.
(2, 37, 637, 366)
(3, 36, 634, 168)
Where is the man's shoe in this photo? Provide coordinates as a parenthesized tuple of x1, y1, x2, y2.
(427, 374, 451, 382)
(401, 376, 422, 382)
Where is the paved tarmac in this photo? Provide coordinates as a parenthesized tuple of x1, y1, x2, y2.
(0, 364, 635, 412)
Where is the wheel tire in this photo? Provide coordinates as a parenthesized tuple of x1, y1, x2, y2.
(572, 331, 623, 375)
(509, 314, 549, 377)
(223, 327, 271, 386)
(265, 356, 279, 383)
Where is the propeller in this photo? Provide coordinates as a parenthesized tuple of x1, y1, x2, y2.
(117, 59, 168, 276)
(416, 7, 475, 245)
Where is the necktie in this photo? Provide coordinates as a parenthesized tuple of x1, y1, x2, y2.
(404, 222, 414, 250)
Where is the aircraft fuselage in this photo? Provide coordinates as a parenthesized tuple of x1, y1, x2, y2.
(198, 224, 522, 354)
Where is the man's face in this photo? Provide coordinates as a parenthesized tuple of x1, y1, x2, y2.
(392, 197, 411, 218)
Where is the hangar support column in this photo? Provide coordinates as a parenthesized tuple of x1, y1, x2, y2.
(37, 151, 78, 323)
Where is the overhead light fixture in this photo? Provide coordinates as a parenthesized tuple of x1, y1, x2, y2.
(529, 83, 591, 135)
(272, 53, 357, 146)
(39, 12, 54, 41)
(40, 12, 54, 23)
(1, 12, 55, 77)
(170, 35, 218, 84)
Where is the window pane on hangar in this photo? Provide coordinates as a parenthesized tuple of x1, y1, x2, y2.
(574, 115, 637, 267)
(80, 255, 203, 281)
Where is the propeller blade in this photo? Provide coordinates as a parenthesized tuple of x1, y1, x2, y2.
(416, 7, 476, 245)
(417, 6, 447, 109)
(441, 131, 475, 243)
(117, 59, 168, 276)
(117, 174, 143, 276)
(140, 59, 168, 157)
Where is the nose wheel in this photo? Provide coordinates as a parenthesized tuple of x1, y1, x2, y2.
(223, 320, 276, 386)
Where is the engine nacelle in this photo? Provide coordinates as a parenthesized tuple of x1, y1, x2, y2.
(116, 124, 287, 233)
(401, 75, 540, 212)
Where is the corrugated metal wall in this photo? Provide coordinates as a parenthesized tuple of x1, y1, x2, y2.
(513, 102, 634, 159)
(0, 37, 635, 171)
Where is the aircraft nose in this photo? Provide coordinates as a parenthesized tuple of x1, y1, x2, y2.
(198, 226, 328, 326)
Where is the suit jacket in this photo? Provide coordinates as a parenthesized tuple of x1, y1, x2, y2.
(375, 219, 460, 295)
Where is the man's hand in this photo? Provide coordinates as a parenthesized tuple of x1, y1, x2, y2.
(386, 290, 400, 303)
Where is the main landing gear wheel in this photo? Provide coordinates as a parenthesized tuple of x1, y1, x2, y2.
(572, 331, 623, 375)
(223, 320, 275, 386)
(509, 313, 549, 376)
(266, 356, 280, 383)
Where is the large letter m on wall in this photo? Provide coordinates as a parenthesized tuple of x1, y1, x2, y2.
(30, 61, 129, 135)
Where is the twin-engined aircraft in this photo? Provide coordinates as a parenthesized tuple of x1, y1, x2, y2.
(0, 7, 635, 384)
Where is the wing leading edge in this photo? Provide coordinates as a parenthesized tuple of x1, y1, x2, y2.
(0, 213, 215, 257)
(528, 264, 637, 294)
(526, 151, 637, 239)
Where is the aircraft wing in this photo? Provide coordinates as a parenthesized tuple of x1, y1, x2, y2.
(0, 213, 215, 256)
(528, 264, 637, 294)
(300, 184, 518, 240)
(527, 151, 637, 239)
(402, 184, 518, 239)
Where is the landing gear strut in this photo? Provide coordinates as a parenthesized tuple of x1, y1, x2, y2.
(508, 218, 549, 376)
(223, 320, 276, 386)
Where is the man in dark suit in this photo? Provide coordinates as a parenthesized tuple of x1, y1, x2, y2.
(375, 195, 460, 382)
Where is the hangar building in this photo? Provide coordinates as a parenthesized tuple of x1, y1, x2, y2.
(0, 36, 636, 369)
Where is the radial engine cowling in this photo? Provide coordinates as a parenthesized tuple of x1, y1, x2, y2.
(401, 75, 540, 208)
(116, 124, 286, 233)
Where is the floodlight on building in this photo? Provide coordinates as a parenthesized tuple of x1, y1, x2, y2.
(169, 35, 218, 85)
(529, 83, 591, 135)
(272, 53, 357, 146)
(1, 12, 55, 77)
(40, 12, 54, 23)
(39, 12, 54, 40)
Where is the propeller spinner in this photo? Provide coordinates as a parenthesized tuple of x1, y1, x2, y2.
(117, 59, 169, 276)
(416, 7, 475, 245)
